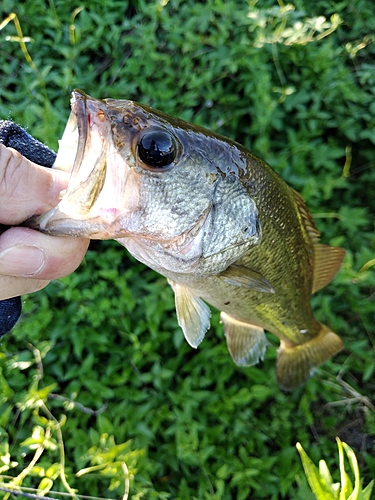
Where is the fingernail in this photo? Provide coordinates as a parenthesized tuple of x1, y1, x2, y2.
(0, 245, 45, 277)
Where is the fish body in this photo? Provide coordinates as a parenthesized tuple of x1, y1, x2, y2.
(27, 90, 345, 390)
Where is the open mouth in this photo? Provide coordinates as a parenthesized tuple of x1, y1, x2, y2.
(25, 90, 115, 237)
(51, 90, 108, 218)
(52, 90, 84, 176)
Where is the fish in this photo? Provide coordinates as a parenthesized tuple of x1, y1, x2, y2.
(26, 89, 346, 391)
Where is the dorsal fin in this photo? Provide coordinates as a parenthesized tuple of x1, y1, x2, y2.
(292, 189, 320, 244)
(312, 244, 346, 293)
(292, 189, 345, 293)
(168, 280, 211, 348)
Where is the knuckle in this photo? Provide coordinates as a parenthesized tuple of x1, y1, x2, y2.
(0, 146, 24, 198)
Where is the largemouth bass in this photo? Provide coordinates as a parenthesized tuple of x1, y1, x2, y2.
(27, 90, 345, 390)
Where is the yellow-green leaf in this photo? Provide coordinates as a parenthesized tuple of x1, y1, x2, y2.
(37, 477, 53, 495)
(296, 443, 336, 500)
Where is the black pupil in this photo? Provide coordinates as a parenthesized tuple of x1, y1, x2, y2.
(138, 130, 176, 168)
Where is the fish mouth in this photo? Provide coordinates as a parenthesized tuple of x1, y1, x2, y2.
(26, 90, 125, 238)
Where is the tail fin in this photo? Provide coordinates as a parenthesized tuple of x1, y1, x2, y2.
(276, 324, 343, 391)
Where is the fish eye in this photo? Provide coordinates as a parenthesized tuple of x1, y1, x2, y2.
(137, 129, 177, 170)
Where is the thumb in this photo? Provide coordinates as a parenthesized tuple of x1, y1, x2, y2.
(0, 143, 69, 225)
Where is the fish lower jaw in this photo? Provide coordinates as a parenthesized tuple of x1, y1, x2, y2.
(118, 236, 204, 275)
(27, 210, 129, 239)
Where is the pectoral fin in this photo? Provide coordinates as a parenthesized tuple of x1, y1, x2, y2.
(221, 312, 270, 366)
(168, 280, 211, 348)
(220, 265, 274, 293)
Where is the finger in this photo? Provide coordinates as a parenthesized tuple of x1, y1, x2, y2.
(0, 275, 50, 300)
(0, 143, 69, 224)
(0, 227, 90, 280)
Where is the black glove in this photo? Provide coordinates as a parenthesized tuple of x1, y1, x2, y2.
(0, 121, 57, 337)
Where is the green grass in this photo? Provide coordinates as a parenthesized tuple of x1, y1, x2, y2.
(0, 0, 374, 498)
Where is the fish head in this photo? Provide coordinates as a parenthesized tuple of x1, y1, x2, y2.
(28, 90, 261, 275)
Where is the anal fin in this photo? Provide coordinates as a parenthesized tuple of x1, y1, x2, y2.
(221, 312, 270, 366)
(168, 280, 211, 348)
(276, 323, 343, 391)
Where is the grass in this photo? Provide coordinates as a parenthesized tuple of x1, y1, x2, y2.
(0, 0, 374, 498)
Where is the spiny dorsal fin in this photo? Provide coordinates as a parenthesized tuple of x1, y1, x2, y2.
(312, 244, 346, 293)
(292, 189, 345, 292)
(220, 265, 275, 293)
(168, 280, 211, 348)
(221, 312, 270, 366)
(292, 189, 320, 244)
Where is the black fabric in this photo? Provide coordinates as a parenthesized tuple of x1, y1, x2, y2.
(0, 120, 56, 167)
(0, 120, 56, 337)
(0, 296, 22, 337)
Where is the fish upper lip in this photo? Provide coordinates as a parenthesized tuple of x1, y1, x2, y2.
(71, 90, 88, 179)
(65, 90, 109, 214)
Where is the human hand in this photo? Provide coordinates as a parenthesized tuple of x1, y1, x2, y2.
(0, 143, 89, 300)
